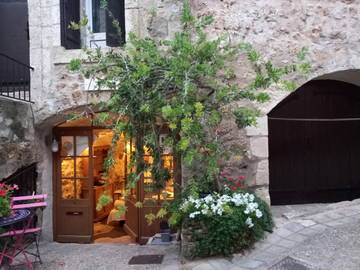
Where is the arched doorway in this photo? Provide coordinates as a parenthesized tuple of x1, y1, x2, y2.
(268, 80, 360, 205)
(52, 115, 177, 243)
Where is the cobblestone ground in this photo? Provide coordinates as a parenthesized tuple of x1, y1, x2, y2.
(7, 200, 360, 270)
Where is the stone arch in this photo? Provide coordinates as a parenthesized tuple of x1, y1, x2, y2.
(267, 69, 360, 205)
(246, 69, 360, 205)
(34, 104, 102, 241)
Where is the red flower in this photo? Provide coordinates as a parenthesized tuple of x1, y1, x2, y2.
(227, 184, 236, 191)
(0, 190, 7, 196)
(237, 176, 245, 181)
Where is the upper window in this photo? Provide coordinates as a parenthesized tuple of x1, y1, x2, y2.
(60, 0, 125, 49)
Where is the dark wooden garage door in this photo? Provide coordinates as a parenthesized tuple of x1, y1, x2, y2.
(269, 80, 360, 205)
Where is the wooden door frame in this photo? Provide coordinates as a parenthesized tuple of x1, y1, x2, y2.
(53, 125, 182, 243)
(53, 127, 94, 242)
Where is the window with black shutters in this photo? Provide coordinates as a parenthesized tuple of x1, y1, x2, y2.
(60, 0, 125, 49)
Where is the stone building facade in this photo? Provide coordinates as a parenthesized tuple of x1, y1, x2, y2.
(0, 0, 359, 241)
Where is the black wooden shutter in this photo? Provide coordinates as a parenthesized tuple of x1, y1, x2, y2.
(60, 0, 81, 49)
(106, 0, 125, 47)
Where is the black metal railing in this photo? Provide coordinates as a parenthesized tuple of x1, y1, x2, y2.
(0, 53, 34, 103)
(1, 163, 38, 196)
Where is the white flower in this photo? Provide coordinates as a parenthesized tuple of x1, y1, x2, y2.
(245, 217, 254, 228)
(255, 209, 263, 218)
(194, 200, 202, 209)
(249, 194, 255, 202)
(204, 195, 213, 204)
(201, 209, 208, 215)
(189, 211, 201, 218)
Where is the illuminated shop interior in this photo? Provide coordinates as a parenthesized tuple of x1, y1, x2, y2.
(59, 118, 174, 243)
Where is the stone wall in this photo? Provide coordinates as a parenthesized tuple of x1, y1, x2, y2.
(21, 0, 360, 240)
(192, 0, 360, 203)
(0, 99, 36, 180)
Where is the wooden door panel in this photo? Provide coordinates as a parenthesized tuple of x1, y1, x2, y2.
(54, 129, 93, 243)
(123, 199, 139, 240)
(57, 206, 92, 236)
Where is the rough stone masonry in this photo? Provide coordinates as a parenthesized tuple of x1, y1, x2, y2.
(0, 0, 359, 240)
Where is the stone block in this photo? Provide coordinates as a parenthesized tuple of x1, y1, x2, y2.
(250, 137, 268, 158)
(149, 16, 169, 38)
(297, 219, 317, 227)
(125, 0, 139, 9)
(255, 160, 269, 186)
(125, 8, 140, 37)
(254, 187, 270, 206)
(245, 116, 268, 136)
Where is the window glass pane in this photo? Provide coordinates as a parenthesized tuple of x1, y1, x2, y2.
(76, 136, 89, 156)
(61, 157, 75, 178)
(144, 178, 158, 201)
(76, 157, 89, 178)
(77, 179, 90, 199)
(160, 179, 174, 200)
(92, 0, 106, 33)
(61, 179, 75, 199)
(61, 136, 74, 156)
(144, 156, 153, 178)
(163, 156, 173, 172)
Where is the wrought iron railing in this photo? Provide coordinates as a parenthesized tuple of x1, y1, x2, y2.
(0, 53, 34, 103)
(1, 163, 37, 196)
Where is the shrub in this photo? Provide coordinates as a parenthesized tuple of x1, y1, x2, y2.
(172, 189, 274, 257)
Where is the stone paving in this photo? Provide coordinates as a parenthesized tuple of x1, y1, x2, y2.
(7, 200, 360, 270)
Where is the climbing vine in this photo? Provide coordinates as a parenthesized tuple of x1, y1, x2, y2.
(68, 1, 309, 221)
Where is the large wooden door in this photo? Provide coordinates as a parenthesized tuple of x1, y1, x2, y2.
(53, 129, 94, 242)
(269, 80, 360, 205)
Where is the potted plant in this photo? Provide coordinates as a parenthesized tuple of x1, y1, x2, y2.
(0, 183, 19, 218)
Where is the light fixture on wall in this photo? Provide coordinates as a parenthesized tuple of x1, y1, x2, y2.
(51, 138, 59, 153)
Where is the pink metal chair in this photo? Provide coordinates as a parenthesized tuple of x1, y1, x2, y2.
(0, 194, 47, 269)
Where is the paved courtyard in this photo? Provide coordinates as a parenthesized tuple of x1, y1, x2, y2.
(10, 200, 360, 270)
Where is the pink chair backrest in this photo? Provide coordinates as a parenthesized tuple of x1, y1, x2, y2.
(11, 194, 47, 210)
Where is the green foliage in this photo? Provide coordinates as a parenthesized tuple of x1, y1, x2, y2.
(67, 59, 82, 71)
(145, 213, 156, 225)
(0, 197, 10, 218)
(233, 107, 260, 128)
(96, 191, 113, 211)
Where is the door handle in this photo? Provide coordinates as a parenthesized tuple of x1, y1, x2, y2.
(66, 211, 83, 216)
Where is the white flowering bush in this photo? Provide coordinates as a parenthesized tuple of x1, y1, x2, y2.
(169, 190, 274, 257)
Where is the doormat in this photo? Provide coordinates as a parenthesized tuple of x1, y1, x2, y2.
(268, 256, 321, 270)
(128, 255, 164, 265)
